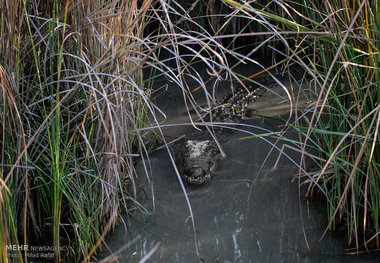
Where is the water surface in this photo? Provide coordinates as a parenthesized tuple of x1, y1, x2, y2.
(99, 77, 379, 263)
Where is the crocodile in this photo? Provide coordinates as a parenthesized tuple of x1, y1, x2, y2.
(174, 84, 269, 185)
(175, 140, 221, 185)
(174, 81, 274, 185)
(175, 78, 314, 185)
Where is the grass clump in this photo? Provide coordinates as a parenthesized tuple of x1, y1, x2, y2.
(299, 0, 380, 252)
(0, 1, 234, 261)
(1, 1, 153, 261)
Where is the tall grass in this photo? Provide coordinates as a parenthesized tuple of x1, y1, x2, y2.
(2, 0, 378, 261)
(225, 0, 380, 253)
(0, 1, 236, 262)
(298, 0, 380, 252)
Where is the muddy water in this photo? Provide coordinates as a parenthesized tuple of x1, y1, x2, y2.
(98, 78, 379, 263)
